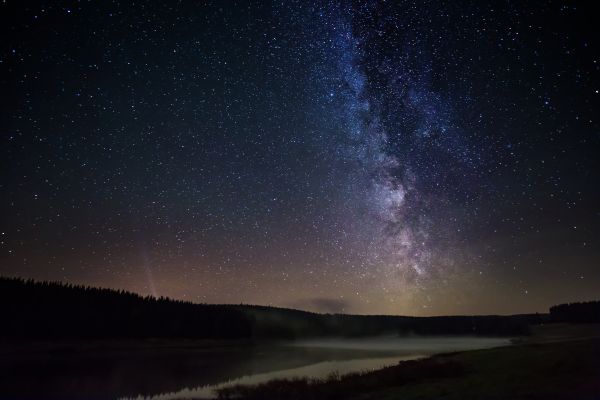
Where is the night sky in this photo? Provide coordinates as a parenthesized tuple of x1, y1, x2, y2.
(1, 1, 599, 315)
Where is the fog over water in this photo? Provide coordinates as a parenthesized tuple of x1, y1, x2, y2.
(128, 336, 511, 400)
(290, 335, 511, 352)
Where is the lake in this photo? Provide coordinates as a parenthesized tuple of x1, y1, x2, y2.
(1, 336, 510, 400)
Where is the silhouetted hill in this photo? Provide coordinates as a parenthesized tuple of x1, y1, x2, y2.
(0, 277, 544, 340)
(550, 300, 600, 323)
(235, 305, 541, 338)
(0, 277, 253, 339)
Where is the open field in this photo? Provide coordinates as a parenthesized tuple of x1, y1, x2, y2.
(217, 324, 600, 400)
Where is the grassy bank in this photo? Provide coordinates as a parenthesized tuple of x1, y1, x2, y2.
(217, 324, 600, 400)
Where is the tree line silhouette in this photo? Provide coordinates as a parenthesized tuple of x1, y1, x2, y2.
(240, 305, 539, 338)
(550, 300, 600, 323)
(0, 277, 548, 340)
(0, 277, 253, 339)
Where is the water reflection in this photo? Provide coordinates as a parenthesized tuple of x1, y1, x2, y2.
(130, 354, 423, 400)
(0, 337, 510, 400)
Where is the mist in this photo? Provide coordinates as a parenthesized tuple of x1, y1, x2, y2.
(288, 335, 511, 354)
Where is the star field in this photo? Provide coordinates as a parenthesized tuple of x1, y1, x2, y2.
(1, 1, 599, 315)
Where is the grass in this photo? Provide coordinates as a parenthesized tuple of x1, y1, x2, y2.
(216, 324, 600, 400)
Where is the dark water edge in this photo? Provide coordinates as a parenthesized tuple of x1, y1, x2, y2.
(0, 340, 318, 400)
(214, 324, 600, 400)
(0, 336, 509, 400)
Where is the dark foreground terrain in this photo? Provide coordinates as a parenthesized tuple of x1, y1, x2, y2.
(1, 277, 598, 399)
(217, 324, 600, 400)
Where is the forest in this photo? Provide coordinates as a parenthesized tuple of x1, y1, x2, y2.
(0, 277, 548, 340)
(550, 300, 600, 323)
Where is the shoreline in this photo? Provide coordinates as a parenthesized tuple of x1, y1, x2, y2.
(214, 324, 600, 400)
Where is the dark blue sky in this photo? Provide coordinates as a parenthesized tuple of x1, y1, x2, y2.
(1, 1, 598, 315)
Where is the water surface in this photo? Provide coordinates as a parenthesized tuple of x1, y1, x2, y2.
(0, 336, 510, 400)
(125, 336, 510, 400)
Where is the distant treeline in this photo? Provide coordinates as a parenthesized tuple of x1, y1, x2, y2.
(238, 305, 540, 338)
(550, 301, 600, 323)
(0, 277, 543, 340)
(0, 277, 253, 339)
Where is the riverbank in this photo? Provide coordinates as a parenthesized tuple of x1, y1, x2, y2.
(216, 324, 600, 400)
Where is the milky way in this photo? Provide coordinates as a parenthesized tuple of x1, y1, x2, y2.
(312, 6, 443, 288)
(1, 1, 599, 315)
